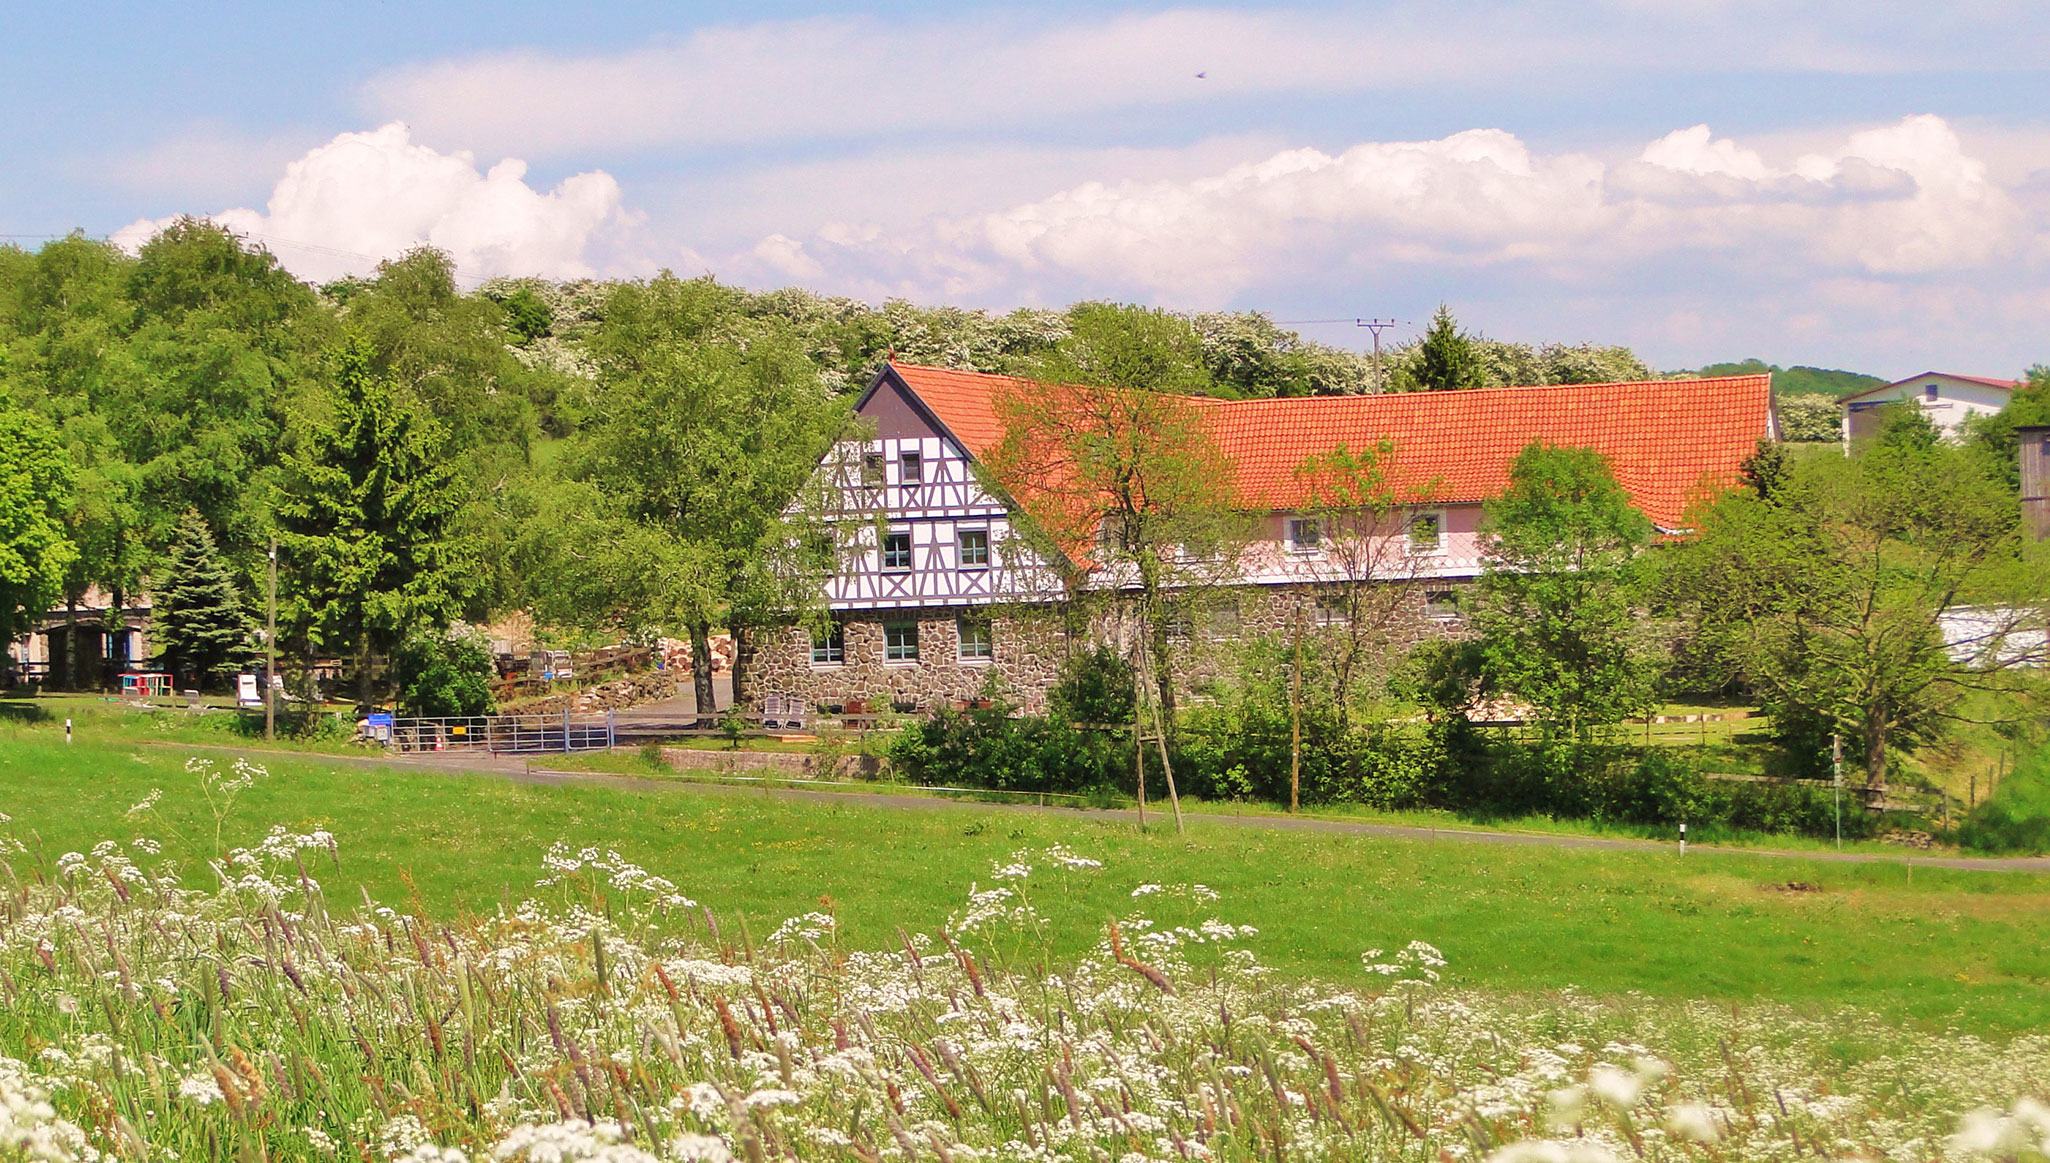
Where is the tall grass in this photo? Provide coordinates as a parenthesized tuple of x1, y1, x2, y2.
(1961, 744, 2050, 853)
(3, 774, 2050, 1161)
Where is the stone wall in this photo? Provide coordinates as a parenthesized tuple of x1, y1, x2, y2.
(744, 608, 1069, 715)
(744, 581, 1472, 714)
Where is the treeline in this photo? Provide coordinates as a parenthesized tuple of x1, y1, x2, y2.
(0, 225, 1687, 707)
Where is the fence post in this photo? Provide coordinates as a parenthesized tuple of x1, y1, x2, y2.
(607, 708, 616, 750)
(563, 708, 571, 754)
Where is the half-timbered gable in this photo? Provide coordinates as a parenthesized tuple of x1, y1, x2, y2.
(820, 365, 1059, 612)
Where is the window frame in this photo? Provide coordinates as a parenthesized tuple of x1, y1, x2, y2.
(899, 449, 924, 485)
(860, 452, 885, 488)
(955, 615, 993, 662)
(809, 622, 846, 666)
(1407, 509, 1445, 555)
(883, 620, 920, 664)
(881, 530, 913, 572)
(1423, 589, 1460, 621)
(957, 528, 990, 569)
(1286, 516, 1321, 554)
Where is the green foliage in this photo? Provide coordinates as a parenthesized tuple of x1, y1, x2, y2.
(277, 336, 475, 702)
(1684, 358, 1885, 398)
(1959, 744, 2050, 853)
(495, 285, 554, 343)
(1962, 366, 2050, 490)
(1663, 433, 2041, 784)
(1473, 442, 1662, 740)
(0, 390, 76, 650)
(391, 625, 496, 717)
(1776, 394, 1842, 442)
(1025, 301, 1220, 396)
(1396, 305, 1485, 392)
(151, 511, 257, 689)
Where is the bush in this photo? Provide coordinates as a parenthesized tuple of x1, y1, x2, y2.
(392, 627, 496, 717)
(1960, 746, 2050, 853)
(888, 649, 1137, 796)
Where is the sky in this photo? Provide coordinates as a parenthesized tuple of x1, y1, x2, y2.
(9, 1, 2050, 377)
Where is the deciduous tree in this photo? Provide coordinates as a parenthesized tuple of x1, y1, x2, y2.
(1473, 442, 1662, 741)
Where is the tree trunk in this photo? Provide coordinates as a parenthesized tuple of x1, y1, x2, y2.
(1133, 679, 1146, 829)
(356, 636, 374, 710)
(1863, 706, 1888, 792)
(1290, 629, 1303, 814)
(689, 620, 716, 724)
(729, 623, 751, 709)
(1149, 616, 1177, 738)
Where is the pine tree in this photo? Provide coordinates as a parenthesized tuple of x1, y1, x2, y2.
(152, 512, 256, 689)
(1404, 305, 1485, 392)
(278, 335, 474, 706)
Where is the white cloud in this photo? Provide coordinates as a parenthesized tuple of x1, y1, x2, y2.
(358, 7, 2050, 161)
(111, 123, 639, 282)
(357, 10, 1579, 158)
(735, 116, 2020, 306)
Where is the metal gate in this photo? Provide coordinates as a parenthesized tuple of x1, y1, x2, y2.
(385, 712, 617, 754)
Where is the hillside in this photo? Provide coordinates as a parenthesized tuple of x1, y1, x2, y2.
(1680, 358, 1886, 397)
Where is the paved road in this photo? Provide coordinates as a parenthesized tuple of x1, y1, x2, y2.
(151, 741, 2050, 875)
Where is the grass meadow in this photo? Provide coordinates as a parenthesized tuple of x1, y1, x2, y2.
(5, 713, 2050, 1036)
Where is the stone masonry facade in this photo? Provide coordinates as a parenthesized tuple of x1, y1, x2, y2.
(742, 580, 1471, 716)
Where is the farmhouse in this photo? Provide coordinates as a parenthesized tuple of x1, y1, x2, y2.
(743, 363, 1777, 714)
(1839, 371, 2020, 443)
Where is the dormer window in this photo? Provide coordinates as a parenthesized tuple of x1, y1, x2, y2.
(1287, 517, 1321, 553)
(900, 450, 923, 485)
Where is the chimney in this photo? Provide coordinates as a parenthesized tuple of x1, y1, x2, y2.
(2021, 424, 2050, 542)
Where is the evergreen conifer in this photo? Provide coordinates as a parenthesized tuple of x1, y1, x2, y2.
(1403, 305, 1485, 392)
(153, 512, 256, 689)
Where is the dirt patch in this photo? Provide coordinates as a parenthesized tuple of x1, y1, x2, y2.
(1761, 881, 1824, 893)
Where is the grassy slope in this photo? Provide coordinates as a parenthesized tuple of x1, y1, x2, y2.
(5, 720, 2050, 1036)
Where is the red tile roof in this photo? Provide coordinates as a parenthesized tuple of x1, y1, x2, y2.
(885, 362, 1773, 529)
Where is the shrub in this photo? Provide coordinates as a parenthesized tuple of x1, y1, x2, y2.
(1960, 746, 2050, 853)
(392, 627, 496, 717)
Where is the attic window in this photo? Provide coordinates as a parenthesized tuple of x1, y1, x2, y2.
(1924, 383, 1940, 402)
(861, 453, 885, 487)
(900, 450, 923, 485)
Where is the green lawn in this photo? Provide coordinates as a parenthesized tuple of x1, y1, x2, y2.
(6, 712, 2050, 1036)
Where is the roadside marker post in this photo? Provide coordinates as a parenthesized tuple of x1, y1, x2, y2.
(65, 718, 72, 744)
(1678, 822, 1686, 856)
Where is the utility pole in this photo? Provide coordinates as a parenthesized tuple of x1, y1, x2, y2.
(266, 534, 278, 742)
(1357, 319, 1402, 393)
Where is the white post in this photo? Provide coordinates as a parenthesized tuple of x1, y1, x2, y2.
(1678, 822, 1686, 856)
(65, 718, 72, 744)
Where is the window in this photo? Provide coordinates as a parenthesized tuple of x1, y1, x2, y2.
(956, 616, 992, 660)
(861, 452, 885, 487)
(1287, 517, 1321, 553)
(1315, 595, 1348, 626)
(1424, 589, 1459, 620)
(1408, 511, 1442, 553)
(900, 450, 923, 485)
(1924, 382, 1940, 402)
(882, 531, 912, 571)
(884, 621, 919, 662)
(810, 623, 845, 665)
(1203, 600, 1241, 642)
(958, 529, 990, 568)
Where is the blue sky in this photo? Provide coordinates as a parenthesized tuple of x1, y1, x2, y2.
(10, 2, 2050, 376)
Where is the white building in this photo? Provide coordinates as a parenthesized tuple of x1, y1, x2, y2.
(1839, 372, 2019, 443)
